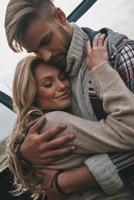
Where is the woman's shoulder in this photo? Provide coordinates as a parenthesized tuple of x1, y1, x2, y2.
(45, 111, 72, 119)
(41, 111, 75, 129)
(41, 111, 74, 132)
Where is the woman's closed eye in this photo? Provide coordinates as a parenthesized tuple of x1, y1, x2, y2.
(42, 81, 53, 88)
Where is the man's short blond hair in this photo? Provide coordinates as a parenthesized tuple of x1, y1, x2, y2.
(5, 0, 54, 52)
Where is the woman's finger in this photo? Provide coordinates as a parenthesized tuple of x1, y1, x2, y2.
(103, 36, 108, 49)
(97, 34, 106, 47)
(41, 145, 76, 159)
(93, 33, 101, 48)
(87, 40, 92, 55)
(28, 115, 46, 134)
(39, 125, 67, 141)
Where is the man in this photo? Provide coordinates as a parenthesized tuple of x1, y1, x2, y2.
(5, 0, 134, 199)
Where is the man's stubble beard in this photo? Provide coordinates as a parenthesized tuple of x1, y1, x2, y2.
(47, 26, 72, 71)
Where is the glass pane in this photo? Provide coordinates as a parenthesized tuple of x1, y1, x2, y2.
(77, 0, 134, 38)
(0, 103, 15, 167)
(54, 0, 82, 16)
(0, 103, 15, 141)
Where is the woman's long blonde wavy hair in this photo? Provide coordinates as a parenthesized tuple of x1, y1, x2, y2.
(7, 55, 47, 199)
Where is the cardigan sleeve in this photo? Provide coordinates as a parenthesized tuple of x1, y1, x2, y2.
(84, 154, 124, 194)
(105, 41, 134, 190)
(84, 41, 134, 194)
(89, 61, 134, 149)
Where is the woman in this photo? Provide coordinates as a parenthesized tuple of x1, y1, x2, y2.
(7, 36, 133, 199)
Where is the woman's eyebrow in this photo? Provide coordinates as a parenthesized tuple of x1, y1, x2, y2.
(39, 76, 52, 83)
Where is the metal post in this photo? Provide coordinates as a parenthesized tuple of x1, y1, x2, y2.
(67, 0, 97, 22)
(0, 91, 13, 111)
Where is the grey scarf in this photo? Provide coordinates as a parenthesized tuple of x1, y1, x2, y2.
(66, 23, 97, 121)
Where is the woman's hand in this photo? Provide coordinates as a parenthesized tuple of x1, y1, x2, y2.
(86, 33, 108, 70)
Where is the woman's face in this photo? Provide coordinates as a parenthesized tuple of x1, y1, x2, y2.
(34, 63, 71, 111)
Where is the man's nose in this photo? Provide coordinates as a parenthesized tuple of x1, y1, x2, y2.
(39, 48, 52, 62)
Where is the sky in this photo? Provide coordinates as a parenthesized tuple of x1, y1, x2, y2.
(0, 0, 134, 141)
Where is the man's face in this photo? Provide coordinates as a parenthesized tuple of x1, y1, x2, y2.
(22, 18, 72, 70)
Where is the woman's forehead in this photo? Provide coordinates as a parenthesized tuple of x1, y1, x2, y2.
(34, 63, 61, 78)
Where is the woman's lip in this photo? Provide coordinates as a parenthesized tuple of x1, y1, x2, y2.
(55, 92, 70, 98)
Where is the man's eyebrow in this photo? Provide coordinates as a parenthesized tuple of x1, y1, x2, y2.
(26, 50, 32, 53)
(26, 34, 50, 53)
(26, 38, 47, 53)
(39, 34, 50, 46)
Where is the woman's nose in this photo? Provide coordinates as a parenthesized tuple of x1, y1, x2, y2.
(57, 80, 66, 90)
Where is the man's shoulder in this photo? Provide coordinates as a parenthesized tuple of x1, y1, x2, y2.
(81, 27, 98, 40)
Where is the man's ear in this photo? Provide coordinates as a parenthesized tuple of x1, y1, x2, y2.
(54, 7, 67, 24)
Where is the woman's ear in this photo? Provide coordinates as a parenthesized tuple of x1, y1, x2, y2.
(54, 7, 67, 24)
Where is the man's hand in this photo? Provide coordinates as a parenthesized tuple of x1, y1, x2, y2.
(20, 116, 76, 165)
(37, 165, 98, 199)
(37, 168, 67, 200)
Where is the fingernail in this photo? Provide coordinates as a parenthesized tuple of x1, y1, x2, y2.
(41, 116, 46, 120)
(69, 134, 75, 139)
(60, 124, 67, 128)
(71, 146, 76, 150)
